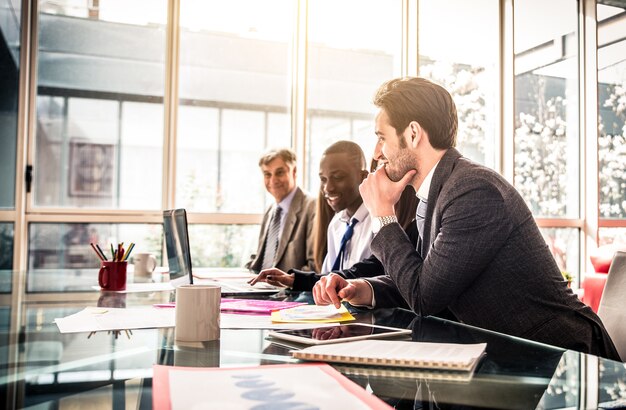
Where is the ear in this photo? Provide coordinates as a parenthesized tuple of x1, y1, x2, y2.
(408, 121, 424, 148)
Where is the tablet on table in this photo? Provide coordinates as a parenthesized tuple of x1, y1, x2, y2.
(268, 323, 412, 345)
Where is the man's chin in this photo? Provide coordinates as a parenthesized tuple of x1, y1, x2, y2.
(326, 201, 341, 213)
(387, 168, 417, 184)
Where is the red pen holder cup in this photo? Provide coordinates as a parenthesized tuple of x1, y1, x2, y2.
(98, 261, 127, 291)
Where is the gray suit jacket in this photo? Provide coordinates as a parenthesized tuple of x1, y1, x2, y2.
(247, 187, 316, 273)
(368, 148, 619, 359)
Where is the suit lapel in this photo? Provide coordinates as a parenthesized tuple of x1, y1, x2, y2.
(422, 148, 462, 256)
(275, 188, 302, 263)
(259, 208, 272, 247)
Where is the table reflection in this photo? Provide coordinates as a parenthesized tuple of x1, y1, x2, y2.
(0, 287, 625, 409)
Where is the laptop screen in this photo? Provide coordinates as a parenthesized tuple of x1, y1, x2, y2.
(163, 208, 193, 286)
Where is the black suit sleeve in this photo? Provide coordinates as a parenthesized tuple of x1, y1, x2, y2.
(289, 256, 388, 291)
(289, 269, 321, 291)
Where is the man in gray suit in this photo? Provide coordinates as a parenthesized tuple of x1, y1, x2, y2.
(247, 148, 316, 273)
(313, 77, 620, 360)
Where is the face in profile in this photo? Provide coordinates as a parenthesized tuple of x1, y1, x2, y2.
(319, 152, 365, 215)
(261, 158, 297, 202)
(374, 109, 419, 183)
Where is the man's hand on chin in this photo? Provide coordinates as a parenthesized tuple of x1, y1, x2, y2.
(359, 167, 416, 217)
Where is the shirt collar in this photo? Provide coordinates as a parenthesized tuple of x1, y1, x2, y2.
(338, 201, 368, 224)
(416, 161, 440, 201)
(277, 187, 297, 211)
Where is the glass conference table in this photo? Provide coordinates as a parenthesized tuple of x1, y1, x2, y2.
(1, 283, 626, 409)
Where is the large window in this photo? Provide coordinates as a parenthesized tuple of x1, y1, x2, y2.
(305, 0, 402, 192)
(513, 0, 581, 277)
(0, 223, 13, 292)
(419, 0, 499, 168)
(0, 0, 19, 294)
(0, 0, 19, 210)
(540, 227, 580, 287)
(597, 4, 626, 223)
(514, 0, 580, 220)
(27, 222, 162, 292)
(176, 0, 294, 214)
(2, 1, 621, 280)
(34, 0, 167, 210)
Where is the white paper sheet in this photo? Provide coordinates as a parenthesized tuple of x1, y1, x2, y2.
(54, 307, 175, 333)
(54, 308, 334, 333)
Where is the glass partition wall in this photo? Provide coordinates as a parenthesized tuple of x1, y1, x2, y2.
(2, 0, 625, 292)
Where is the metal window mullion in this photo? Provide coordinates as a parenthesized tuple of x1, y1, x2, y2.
(598, 219, 626, 228)
(292, 0, 308, 188)
(23, 212, 262, 225)
(7, 0, 37, 408)
(535, 218, 584, 228)
(163, 0, 180, 210)
(60, 97, 68, 206)
(405, 0, 418, 77)
(500, 0, 514, 181)
(580, 0, 599, 274)
(116, 100, 122, 208)
(217, 109, 223, 212)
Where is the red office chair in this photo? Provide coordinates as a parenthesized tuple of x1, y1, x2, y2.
(581, 243, 626, 312)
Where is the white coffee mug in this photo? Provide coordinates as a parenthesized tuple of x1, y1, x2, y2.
(132, 253, 157, 278)
(175, 285, 221, 342)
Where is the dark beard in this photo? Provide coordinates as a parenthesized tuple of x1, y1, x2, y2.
(385, 150, 419, 183)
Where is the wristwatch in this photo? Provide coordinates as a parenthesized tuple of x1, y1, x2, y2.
(372, 215, 398, 234)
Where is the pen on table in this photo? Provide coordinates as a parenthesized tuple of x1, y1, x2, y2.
(110, 244, 115, 261)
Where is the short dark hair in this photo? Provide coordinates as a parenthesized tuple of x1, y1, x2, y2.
(258, 148, 297, 168)
(373, 77, 458, 149)
(322, 140, 367, 171)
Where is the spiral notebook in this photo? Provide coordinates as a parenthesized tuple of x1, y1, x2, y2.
(292, 340, 486, 372)
(332, 363, 477, 383)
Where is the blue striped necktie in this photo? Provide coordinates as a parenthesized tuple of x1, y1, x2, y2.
(332, 218, 358, 271)
(416, 198, 427, 241)
(261, 206, 283, 270)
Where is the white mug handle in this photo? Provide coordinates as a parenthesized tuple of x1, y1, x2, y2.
(147, 255, 157, 273)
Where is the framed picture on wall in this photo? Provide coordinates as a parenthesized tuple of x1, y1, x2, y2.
(68, 140, 115, 197)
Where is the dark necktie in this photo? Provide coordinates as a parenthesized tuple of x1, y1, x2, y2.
(416, 198, 428, 241)
(261, 206, 283, 270)
(332, 218, 358, 271)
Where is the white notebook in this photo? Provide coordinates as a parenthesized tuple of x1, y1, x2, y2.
(292, 340, 486, 372)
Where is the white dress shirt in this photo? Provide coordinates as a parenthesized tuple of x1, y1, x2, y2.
(321, 202, 373, 274)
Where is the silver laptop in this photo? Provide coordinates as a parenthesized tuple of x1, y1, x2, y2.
(162, 209, 282, 295)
